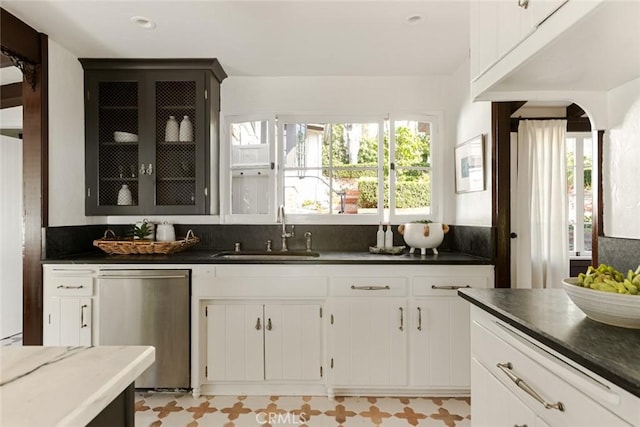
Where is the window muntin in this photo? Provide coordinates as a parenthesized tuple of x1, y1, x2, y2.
(567, 133, 593, 257)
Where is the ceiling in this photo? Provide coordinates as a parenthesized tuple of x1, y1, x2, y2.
(1, 0, 471, 77)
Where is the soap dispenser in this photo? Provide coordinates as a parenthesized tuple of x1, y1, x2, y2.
(384, 223, 393, 248)
(376, 223, 385, 248)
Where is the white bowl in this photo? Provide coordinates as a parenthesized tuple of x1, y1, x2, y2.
(114, 131, 138, 142)
(562, 278, 640, 329)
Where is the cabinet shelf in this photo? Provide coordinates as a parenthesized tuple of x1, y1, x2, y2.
(158, 105, 196, 110)
(157, 141, 196, 147)
(100, 177, 139, 182)
(99, 106, 138, 110)
(100, 141, 138, 147)
(157, 177, 196, 182)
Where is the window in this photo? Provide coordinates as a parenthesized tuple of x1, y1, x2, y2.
(278, 115, 438, 223)
(566, 133, 593, 257)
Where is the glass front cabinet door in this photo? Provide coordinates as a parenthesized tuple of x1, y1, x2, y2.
(81, 59, 226, 215)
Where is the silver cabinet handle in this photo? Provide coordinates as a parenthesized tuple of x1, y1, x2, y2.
(351, 285, 390, 291)
(518, 0, 529, 9)
(147, 163, 153, 175)
(139, 164, 147, 175)
(80, 304, 88, 328)
(431, 285, 471, 290)
(99, 275, 188, 280)
(266, 318, 272, 331)
(399, 307, 404, 331)
(417, 307, 422, 331)
(57, 285, 84, 289)
(255, 318, 261, 330)
(497, 362, 564, 412)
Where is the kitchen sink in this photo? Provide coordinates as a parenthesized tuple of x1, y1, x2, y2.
(211, 250, 321, 261)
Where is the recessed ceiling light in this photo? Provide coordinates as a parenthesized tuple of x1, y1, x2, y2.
(130, 16, 156, 30)
(407, 15, 423, 25)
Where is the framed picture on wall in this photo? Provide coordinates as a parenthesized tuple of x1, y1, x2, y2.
(455, 134, 485, 193)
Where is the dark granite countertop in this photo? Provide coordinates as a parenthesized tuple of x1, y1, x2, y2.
(42, 250, 492, 265)
(458, 288, 640, 398)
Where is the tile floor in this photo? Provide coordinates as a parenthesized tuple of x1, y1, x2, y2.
(1, 335, 472, 426)
(135, 393, 471, 427)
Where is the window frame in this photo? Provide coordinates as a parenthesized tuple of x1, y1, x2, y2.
(221, 114, 278, 224)
(277, 113, 442, 225)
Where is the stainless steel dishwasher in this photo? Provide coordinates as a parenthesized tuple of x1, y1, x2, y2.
(96, 269, 190, 389)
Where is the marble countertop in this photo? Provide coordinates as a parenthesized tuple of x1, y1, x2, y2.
(0, 346, 155, 427)
(458, 288, 640, 398)
(42, 250, 492, 265)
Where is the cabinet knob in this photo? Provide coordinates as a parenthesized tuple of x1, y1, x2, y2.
(517, 0, 529, 9)
(255, 317, 261, 330)
(266, 318, 272, 331)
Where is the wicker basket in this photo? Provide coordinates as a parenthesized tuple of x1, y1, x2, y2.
(93, 229, 199, 255)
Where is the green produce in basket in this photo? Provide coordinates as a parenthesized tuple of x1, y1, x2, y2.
(576, 264, 640, 295)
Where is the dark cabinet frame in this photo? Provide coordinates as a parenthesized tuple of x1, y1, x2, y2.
(80, 59, 226, 215)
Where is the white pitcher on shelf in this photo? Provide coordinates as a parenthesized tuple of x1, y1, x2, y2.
(179, 115, 193, 142)
(165, 115, 179, 142)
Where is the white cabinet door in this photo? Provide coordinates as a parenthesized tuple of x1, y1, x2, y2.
(206, 303, 264, 381)
(410, 296, 470, 387)
(471, 358, 537, 427)
(330, 299, 407, 386)
(44, 297, 92, 346)
(264, 304, 322, 381)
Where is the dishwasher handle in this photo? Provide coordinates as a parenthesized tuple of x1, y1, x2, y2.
(99, 274, 189, 280)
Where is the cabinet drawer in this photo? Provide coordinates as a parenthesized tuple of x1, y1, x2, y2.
(413, 275, 489, 296)
(46, 276, 94, 296)
(330, 277, 407, 297)
(472, 318, 631, 427)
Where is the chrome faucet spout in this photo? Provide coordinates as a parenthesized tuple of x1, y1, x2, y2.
(278, 204, 294, 251)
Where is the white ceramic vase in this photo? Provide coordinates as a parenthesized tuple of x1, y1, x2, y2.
(156, 221, 176, 242)
(117, 184, 132, 205)
(179, 115, 193, 142)
(165, 116, 179, 142)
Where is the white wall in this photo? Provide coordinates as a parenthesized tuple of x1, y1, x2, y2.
(46, 51, 477, 225)
(604, 76, 640, 238)
(448, 60, 493, 226)
(0, 135, 23, 338)
(48, 39, 99, 226)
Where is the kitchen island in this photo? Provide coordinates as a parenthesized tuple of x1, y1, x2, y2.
(459, 288, 639, 426)
(0, 346, 155, 427)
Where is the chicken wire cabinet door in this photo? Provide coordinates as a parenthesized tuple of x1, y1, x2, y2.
(81, 59, 226, 215)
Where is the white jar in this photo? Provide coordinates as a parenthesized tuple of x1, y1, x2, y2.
(179, 115, 193, 142)
(156, 221, 176, 242)
(117, 184, 132, 205)
(165, 116, 179, 142)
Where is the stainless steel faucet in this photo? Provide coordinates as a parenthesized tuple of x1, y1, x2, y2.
(278, 204, 294, 251)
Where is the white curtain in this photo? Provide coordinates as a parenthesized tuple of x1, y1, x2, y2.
(516, 120, 568, 289)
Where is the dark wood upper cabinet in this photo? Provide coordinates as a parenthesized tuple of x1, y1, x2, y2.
(79, 59, 226, 215)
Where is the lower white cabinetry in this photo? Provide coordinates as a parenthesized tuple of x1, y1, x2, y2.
(470, 307, 635, 427)
(330, 298, 407, 388)
(43, 266, 96, 346)
(410, 297, 470, 388)
(191, 263, 494, 397)
(206, 302, 322, 382)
